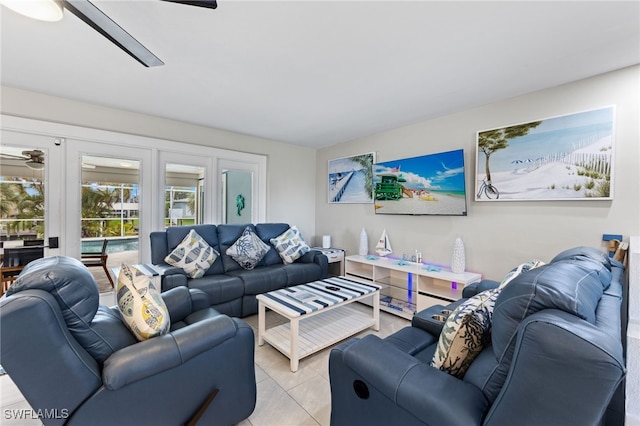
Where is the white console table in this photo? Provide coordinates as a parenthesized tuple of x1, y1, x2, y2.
(344, 254, 482, 319)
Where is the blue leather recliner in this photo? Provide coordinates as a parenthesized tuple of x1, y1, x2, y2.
(329, 247, 626, 426)
(0, 256, 256, 426)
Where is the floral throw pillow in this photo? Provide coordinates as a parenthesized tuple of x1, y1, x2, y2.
(226, 226, 271, 270)
(164, 229, 218, 279)
(117, 264, 170, 341)
(270, 226, 310, 264)
(431, 288, 500, 378)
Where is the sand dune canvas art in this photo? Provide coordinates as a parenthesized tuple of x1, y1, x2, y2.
(475, 106, 615, 201)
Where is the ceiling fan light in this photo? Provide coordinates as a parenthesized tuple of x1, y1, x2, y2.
(1, 0, 63, 22)
(25, 160, 45, 170)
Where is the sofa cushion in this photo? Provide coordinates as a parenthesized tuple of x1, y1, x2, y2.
(188, 274, 244, 306)
(165, 225, 224, 275)
(482, 252, 611, 402)
(550, 245, 611, 268)
(226, 226, 271, 270)
(431, 288, 499, 378)
(255, 223, 289, 266)
(166, 224, 217, 250)
(282, 262, 323, 286)
(228, 265, 288, 296)
(117, 264, 170, 341)
(85, 306, 138, 363)
(8, 256, 99, 328)
(165, 229, 218, 279)
(270, 226, 310, 264)
(493, 259, 609, 354)
(550, 246, 612, 289)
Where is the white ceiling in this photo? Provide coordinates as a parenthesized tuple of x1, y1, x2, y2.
(1, 1, 639, 148)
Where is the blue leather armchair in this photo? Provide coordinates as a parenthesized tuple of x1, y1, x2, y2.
(329, 247, 626, 426)
(0, 256, 256, 426)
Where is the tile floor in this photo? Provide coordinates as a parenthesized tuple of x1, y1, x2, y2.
(0, 298, 410, 426)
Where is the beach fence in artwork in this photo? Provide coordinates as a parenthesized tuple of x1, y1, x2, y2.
(531, 151, 611, 175)
(522, 134, 612, 177)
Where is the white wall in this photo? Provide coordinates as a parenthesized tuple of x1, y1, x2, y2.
(627, 236, 640, 425)
(0, 86, 318, 238)
(316, 66, 640, 280)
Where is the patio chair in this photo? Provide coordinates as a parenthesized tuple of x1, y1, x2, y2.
(81, 239, 114, 288)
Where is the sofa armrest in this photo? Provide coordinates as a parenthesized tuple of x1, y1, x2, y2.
(103, 315, 245, 390)
(296, 250, 320, 263)
(332, 334, 488, 425)
(188, 288, 211, 311)
(462, 279, 499, 298)
(161, 271, 188, 292)
(160, 287, 210, 322)
(298, 250, 329, 277)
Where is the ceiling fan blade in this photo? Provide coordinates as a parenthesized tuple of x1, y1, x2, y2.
(62, 0, 164, 67)
(161, 0, 217, 9)
(0, 153, 28, 160)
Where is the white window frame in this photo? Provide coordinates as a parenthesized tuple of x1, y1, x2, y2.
(0, 114, 267, 263)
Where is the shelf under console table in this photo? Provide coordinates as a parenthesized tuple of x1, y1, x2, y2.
(344, 254, 482, 319)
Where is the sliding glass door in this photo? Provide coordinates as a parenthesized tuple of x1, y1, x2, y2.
(0, 131, 64, 263)
(66, 141, 152, 268)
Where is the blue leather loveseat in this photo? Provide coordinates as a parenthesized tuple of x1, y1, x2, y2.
(150, 223, 329, 318)
(329, 247, 626, 426)
(0, 256, 256, 426)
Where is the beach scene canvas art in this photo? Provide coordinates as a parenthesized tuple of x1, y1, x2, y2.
(328, 152, 375, 203)
(373, 149, 467, 215)
(476, 106, 615, 201)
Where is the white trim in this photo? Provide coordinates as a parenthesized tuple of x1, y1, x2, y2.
(1, 114, 267, 262)
(0, 129, 63, 257)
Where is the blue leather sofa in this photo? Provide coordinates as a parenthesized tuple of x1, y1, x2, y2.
(0, 256, 256, 426)
(329, 247, 626, 426)
(150, 223, 329, 318)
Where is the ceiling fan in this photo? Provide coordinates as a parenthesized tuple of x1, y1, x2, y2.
(2, 0, 217, 67)
(0, 150, 46, 170)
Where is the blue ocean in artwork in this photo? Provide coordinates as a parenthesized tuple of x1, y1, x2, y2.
(374, 149, 466, 193)
(478, 108, 614, 174)
(372, 149, 468, 215)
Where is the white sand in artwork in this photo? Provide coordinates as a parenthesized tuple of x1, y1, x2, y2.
(484, 136, 612, 200)
(374, 193, 467, 215)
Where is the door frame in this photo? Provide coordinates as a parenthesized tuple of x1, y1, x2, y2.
(66, 140, 153, 263)
(1, 114, 268, 263)
(0, 130, 64, 258)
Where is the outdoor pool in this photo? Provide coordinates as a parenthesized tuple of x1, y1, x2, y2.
(81, 237, 138, 253)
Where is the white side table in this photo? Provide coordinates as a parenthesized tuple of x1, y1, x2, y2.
(311, 247, 345, 276)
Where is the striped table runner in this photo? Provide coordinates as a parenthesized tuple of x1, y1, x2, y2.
(260, 277, 380, 317)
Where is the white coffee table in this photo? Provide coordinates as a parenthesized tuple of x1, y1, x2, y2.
(257, 276, 380, 372)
